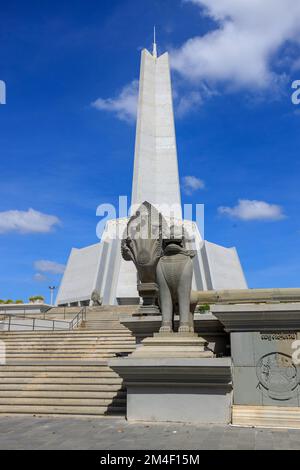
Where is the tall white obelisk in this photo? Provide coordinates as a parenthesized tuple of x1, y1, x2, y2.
(56, 38, 247, 307)
(131, 37, 182, 219)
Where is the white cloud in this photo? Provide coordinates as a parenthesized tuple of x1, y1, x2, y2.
(34, 273, 48, 282)
(91, 80, 139, 122)
(0, 209, 60, 234)
(182, 176, 205, 195)
(34, 260, 65, 275)
(92, 76, 210, 124)
(176, 91, 203, 117)
(91, 1, 300, 122)
(218, 199, 285, 221)
(292, 58, 300, 71)
(172, 0, 300, 90)
(175, 83, 218, 117)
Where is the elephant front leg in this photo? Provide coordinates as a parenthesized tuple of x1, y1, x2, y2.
(177, 288, 191, 333)
(189, 296, 197, 333)
(177, 260, 193, 334)
(157, 264, 173, 333)
(188, 311, 194, 333)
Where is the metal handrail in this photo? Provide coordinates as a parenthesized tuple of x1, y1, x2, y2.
(0, 314, 69, 332)
(0, 307, 86, 332)
(69, 307, 86, 331)
(0, 306, 52, 318)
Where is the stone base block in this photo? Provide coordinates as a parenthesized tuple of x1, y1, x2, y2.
(133, 332, 213, 358)
(121, 314, 229, 355)
(232, 405, 300, 429)
(109, 357, 232, 424)
(127, 384, 231, 424)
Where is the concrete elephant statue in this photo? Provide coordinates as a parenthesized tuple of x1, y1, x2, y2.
(156, 240, 196, 333)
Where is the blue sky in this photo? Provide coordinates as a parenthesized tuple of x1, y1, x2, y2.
(1, 0, 300, 303)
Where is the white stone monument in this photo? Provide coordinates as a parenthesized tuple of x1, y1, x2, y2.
(56, 39, 247, 307)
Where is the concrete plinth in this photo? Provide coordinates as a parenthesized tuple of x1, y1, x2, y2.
(213, 302, 300, 428)
(133, 332, 213, 358)
(121, 313, 229, 356)
(109, 357, 232, 424)
(109, 333, 232, 424)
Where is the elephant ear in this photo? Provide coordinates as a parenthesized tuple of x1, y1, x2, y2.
(155, 236, 163, 259)
(121, 239, 133, 261)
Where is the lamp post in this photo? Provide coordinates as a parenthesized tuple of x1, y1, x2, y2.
(49, 286, 56, 306)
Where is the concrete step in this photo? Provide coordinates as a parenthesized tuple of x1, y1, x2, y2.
(0, 338, 130, 342)
(0, 371, 120, 378)
(2, 340, 135, 346)
(2, 343, 133, 349)
(1, 338, 134, 345)
(86, 306, 135, 313)
(0, 327, 129, 332)
(0, 377, 123, 384)
(0, 328, 133, 341)
(0, 317, 135, 416)
(82, 324, 129, 328)
(2, 346, 134, 351)
(47, 307, 82, 314)
(4, 356, 132, 361)
(0, 384, 124, 392)
(4, 345, 135, 350)
(0, 330, 132, 337)
(83, 322, 129, 326)
(4, 351, 134, 356)
(4, 346, 134, 351)
(0, 365, 115, 371)
(4, 356, 127, 361)
(0, 391, 126, 399)
(3, 346, 133, 350)
(0, 405, 125, 415)
(1, 344, 134, 349)
(2, 349, 133, 355)
(4, 352, 134, 358)
(0, 397, 126, 406)
(0, 336, 131, 342)
(84, 315, 133, 320)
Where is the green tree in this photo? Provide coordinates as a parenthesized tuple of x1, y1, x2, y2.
(29, 295, 45, 302)
(197, 304, 210, 314)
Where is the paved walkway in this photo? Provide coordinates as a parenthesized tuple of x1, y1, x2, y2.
(0, 415, 300, 450)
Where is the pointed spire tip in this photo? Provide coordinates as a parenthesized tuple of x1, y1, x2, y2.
(152, 25, 157, 58)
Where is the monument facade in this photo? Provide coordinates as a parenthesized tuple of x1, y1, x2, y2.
(56, 40, 247, 307)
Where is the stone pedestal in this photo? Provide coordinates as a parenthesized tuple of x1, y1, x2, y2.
(121, 313, 229, 356)
(133, 332, 213, 358)
(109, 332, 232, 424)
(136, 282, 160, 316)
(212, 302, 300, 428)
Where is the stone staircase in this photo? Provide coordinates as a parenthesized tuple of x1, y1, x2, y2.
(0, 306, 136, 416)
(83, 306, 136, 330)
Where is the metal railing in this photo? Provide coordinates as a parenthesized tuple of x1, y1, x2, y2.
(0, 307, 86, 332)
(0, 306, 52, 318)
(44, 306, 83, 320)
(0, 306, 83, 320)
(69, 307, 86, 330)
